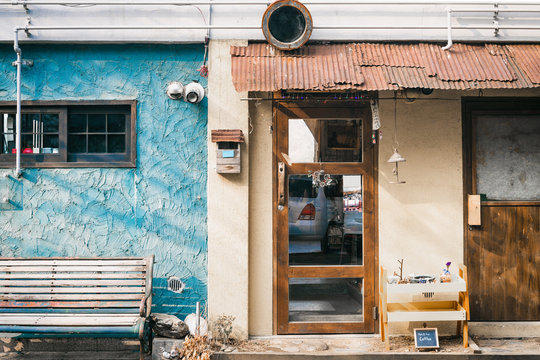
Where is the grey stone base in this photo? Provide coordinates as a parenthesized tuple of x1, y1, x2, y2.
(151, 337, 184, 360)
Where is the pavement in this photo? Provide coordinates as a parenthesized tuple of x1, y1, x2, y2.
(0, 336, 538, 359)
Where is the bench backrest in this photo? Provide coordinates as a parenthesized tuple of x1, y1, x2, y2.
(0, 256, 154, 315)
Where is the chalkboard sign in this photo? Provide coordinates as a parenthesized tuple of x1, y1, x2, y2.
(414, 328, 439, 349)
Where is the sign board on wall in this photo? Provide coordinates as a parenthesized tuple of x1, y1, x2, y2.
(414, 328, 439, 349)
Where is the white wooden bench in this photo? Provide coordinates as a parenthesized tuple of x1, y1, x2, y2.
(0, 256, 154, 360)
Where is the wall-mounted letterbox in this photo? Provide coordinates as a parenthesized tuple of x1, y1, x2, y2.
(211, 129, 245, 174)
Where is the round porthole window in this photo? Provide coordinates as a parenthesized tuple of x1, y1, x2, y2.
(262, 0, 313, 51)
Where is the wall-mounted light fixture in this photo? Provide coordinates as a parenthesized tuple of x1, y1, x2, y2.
(166, 80, 206, 103)
(166, 82, 184, 100)
(388, 94, 406, 184)
(183, 81, 205, 104)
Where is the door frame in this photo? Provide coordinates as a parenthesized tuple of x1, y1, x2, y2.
(272, 99, 379, 334)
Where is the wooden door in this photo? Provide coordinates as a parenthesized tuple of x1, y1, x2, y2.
(464, 99, 540, 321)
(273, 101, 377, 334)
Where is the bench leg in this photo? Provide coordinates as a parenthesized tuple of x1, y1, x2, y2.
(456, 320, 461, 336)
(140, 339, 145, 360)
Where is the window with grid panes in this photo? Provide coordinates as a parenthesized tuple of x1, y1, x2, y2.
(0, 101, 136, 168)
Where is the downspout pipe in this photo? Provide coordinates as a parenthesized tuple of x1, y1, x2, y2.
(13, 28, 22, 178)
(442, 9, 453, 50)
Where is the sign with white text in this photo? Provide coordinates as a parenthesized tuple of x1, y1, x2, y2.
(414, 328, 439, 349)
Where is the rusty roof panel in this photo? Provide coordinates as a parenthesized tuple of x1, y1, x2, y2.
(505, 44, 540, 84)
(231, 42, 540, 92)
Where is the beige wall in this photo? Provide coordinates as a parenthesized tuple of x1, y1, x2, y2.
(207, 39, 249, 339)
(248, 96, 274, 336)
(207, 65, 540, 337)
(378, 90, 464, 276)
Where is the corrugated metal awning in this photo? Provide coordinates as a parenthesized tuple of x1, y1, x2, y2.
(230, 42, 540, 92)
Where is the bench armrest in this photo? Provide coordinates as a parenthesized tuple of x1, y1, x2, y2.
(140, 292, 153, 318)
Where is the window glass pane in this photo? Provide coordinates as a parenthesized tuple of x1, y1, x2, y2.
(88, 114, 106, 132)
(1, 113, 15, 154)
(22, 134, 34, 152)
(476, 114, 540, 200)
(107, 135, 125, 153)
(68, 135, 86, 153)
(288, 118, 362, 163)
(289, 174, 363, 266)
(22, 114, 39, 133)
(43, 135, 59, 149)
(68, 114, 87, 132)
(88, 135, 106, 153)
(42, 114, 59, 132)
(107, 114, 126, 132)
(289, 278, 363, 322)
(1, 134, 15, 154)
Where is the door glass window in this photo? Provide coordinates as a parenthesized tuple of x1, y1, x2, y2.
(289, 278, 364, 322)
(475, 114, 540, 200)
(288, 119, 362, 163)
(288, 174, 363, 266)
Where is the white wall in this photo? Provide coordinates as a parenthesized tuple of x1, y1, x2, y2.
(1, 2, 540, 42)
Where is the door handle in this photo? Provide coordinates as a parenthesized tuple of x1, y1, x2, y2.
(278, 162, 285, 210)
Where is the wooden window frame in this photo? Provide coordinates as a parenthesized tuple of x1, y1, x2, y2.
(0, 100, 136, 168)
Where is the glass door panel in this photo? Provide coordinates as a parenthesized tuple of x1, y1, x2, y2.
(288, 174, 363, 266)
(289, 277, 364, 322)
(288, 118, 362, 163)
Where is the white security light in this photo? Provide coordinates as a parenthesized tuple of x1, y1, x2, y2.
(183, 81, 205, 104)
(166, 82, 184, 100)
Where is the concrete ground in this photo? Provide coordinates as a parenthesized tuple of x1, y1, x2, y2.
(0, 337, 151, 359)
(1, 335, 539, 359)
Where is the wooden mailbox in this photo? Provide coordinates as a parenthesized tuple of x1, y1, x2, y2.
(211, 129, 245, 174)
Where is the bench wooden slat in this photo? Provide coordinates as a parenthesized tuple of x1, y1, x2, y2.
(0, 266, 146, 272)
(0, 315, 139, 326)
(0, 287, 145, 294)
(0, 300, 141, 308)
(0, 273, 146, 279)
(0, 260, 146, 266)
(1, 294, 144, 300)
(0, 280, 145, 286)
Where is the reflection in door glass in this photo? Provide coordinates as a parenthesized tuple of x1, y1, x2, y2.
(288, 174, 363, 266)
(289, 278, 364, 322)
(288, 119, 362, 163)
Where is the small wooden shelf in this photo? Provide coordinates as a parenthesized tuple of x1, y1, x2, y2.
(379, 265, 470, 350)
(387, 275, 466, 294)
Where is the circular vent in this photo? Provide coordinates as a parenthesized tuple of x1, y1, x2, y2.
(262, 0, 313, 51)
(167, 276, 185, 294)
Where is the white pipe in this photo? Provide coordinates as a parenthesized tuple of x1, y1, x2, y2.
(195, 301, 200, 336)
(13, 28, 21, 178)
(452, 8, 540, 12)
(17, 24, 540, 31)
(442, 9, 453, 50)
(3, 0, 540, 5)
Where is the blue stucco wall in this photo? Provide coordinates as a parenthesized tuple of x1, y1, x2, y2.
(0, 44, 207, 318)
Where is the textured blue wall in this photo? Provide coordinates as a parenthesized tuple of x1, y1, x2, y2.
(0, 44, 207, 318)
